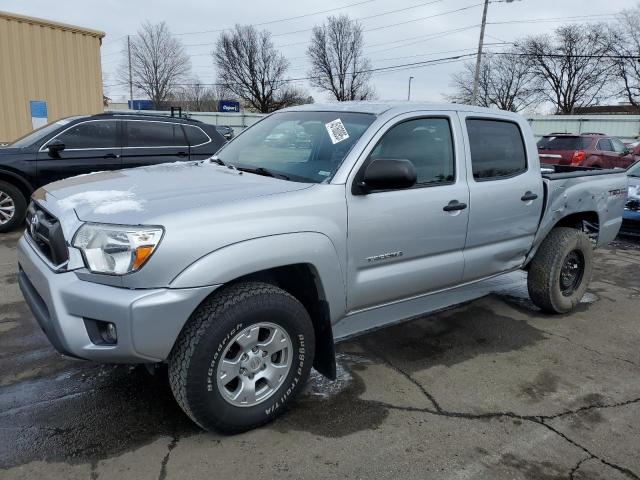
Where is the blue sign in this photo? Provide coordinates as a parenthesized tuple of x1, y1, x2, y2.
(30, 100, 48, 129)
(219, 100, 240, 113)
(128, 99, 154, 110)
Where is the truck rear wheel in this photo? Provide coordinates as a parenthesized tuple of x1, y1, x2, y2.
(168, 282, 315, 433)
(0, 180, 26, 233)
(527, 227, 593, 314)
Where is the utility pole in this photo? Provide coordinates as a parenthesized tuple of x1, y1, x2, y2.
(407, 76, 414, 101)
(471, 0, 489, 105)
(127, 35, 133, 108)
(471, 0, 516, 105)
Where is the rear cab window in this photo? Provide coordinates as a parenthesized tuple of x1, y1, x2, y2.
(466, 119, 527, 180)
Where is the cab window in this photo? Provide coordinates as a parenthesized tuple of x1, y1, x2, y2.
(368, 118, 455, 185)
(55, 121, 118, 149)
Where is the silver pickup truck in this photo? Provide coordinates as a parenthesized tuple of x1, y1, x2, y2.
(17, 102, 627, 433)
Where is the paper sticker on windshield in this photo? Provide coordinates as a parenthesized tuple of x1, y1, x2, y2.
(325, 119, 349, 144)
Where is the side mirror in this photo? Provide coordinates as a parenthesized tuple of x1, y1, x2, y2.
(47, 139, 65, 156)
(355, 159, 417, 194)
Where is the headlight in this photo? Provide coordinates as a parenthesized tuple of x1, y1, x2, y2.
(72, 223, 163, 275)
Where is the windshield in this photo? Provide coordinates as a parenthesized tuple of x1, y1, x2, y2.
(537, 136, 591, 150)
(9, 117, 82, 148)
(629, 161, 640, 177)
(216, 111, 376, 183)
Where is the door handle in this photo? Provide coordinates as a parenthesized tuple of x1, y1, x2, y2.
(443, 200, 467, 212)
(177, 151, 188, 158)
(521, 191, 538, 202)
(103, 153, 119, 159)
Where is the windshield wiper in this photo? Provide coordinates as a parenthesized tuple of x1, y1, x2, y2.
(208, 156, 239, 171)
(238, 166, 290, 180)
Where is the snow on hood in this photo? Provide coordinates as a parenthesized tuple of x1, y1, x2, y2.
(42, 160, 312, 224)
(58, 190, 145, 215)
(629, 183, 640, 201)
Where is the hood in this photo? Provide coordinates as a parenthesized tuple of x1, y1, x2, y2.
(0, 147, 21, 155)
(42, 161, 312, 224)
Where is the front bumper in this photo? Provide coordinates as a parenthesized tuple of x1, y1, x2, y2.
(620, 209, 640, 237)
(17, 236, 219, 363)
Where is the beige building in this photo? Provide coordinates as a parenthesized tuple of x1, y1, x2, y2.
(0, 11, 105, 143)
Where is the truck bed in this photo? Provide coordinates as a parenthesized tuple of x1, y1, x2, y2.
(529, 166, 628, 258)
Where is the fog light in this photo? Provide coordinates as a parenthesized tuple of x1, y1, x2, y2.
(102, 322, 117, 344)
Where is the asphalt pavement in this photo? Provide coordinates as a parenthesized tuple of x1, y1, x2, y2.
(1, 230, 639, 480)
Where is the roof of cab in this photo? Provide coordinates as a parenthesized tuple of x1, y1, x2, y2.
(281, 101, 523, 119)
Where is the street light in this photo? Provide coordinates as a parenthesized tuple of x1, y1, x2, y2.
(407, 76, 414, 101)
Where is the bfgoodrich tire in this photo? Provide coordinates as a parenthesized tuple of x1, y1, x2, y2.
(527, 227, 594, 314)
(0, 180, 26, 233)
(168, 282, 315, 433)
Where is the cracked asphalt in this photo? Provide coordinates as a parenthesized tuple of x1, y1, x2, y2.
(1, 230, 639, 479)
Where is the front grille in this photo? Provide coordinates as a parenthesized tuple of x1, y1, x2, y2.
(26, 203, 69, 266)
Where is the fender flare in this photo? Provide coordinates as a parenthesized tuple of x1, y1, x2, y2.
(170, 232, 347, 323)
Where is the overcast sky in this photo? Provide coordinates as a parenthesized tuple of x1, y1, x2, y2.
(3, 0, 637, 110)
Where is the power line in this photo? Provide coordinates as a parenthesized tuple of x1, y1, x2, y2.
(173, 0, 378, 36)
(103, 52, 478, 89)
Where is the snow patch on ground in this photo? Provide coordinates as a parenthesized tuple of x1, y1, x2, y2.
(58, 190, 144, 214)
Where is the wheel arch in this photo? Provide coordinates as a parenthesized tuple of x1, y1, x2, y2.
(0, 169, 33, 201)
(169, 232, 346, 379)
(525, 210, 600, 267)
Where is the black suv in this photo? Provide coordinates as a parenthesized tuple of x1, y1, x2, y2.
(0, 113, 226, 232)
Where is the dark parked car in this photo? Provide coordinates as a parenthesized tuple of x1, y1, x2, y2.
(215, 125, 234, 140)
(538, 133, 637, 169)
(0, 113, 226, 232)
(620, 161, 640, 237)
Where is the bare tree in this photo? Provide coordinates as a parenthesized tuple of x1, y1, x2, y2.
(120, 21, 192, 108)
(307, 14, 375, 101)
(171, 79, 218, 111)
(448, 50, 539, 112)
(610, 7, 640, 109)
(213, 25, 307, 113)
(520, 24, 615, 114)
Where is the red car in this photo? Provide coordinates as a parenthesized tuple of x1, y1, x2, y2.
(537, 133, 637, 169)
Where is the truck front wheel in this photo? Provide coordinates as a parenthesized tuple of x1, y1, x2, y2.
(168, 282, 315, 433)
(527, 227, 593, 314)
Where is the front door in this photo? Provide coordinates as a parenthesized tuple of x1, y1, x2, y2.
(121, 120, 189, 168)
(346, 113, 469, 312)
(459, 114, 544, 281)
(36, 120, 122, 186)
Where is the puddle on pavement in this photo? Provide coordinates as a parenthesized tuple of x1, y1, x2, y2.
(273, 353, 390, 438)
(0, 365, 199, 468)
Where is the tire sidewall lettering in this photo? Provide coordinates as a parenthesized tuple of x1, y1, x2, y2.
(206, 322, 243, 392)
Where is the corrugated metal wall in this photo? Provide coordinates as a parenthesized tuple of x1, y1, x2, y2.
(527, 115, 640, 141)
(0, 11, 104, 143)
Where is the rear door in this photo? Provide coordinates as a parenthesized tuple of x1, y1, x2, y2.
(595, 138, 619, 168)
(611, 137, 636, 168)
(36, 120, 122, 185)
(459, 114, 544, 281)
(121, 120, 189, 168)
(346, 112, 469, 311)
